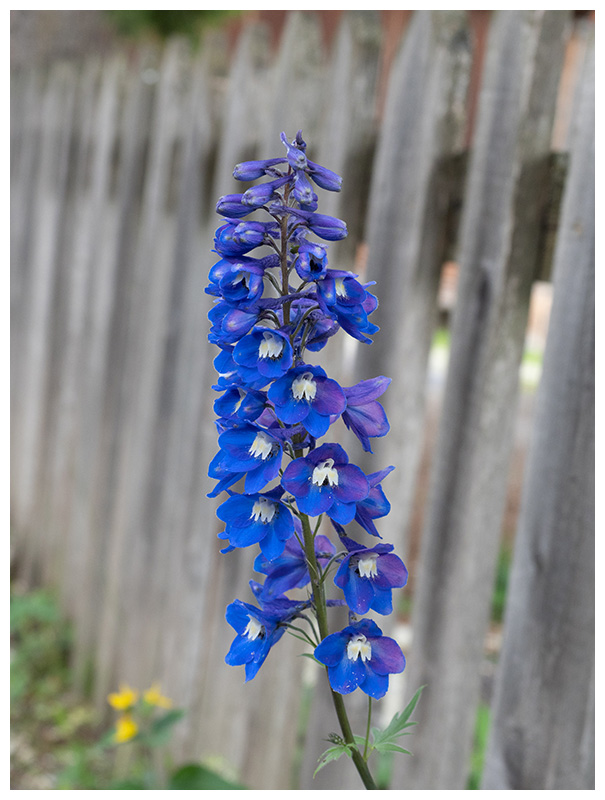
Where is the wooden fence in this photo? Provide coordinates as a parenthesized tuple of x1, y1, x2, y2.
(10, 10, 594, 790)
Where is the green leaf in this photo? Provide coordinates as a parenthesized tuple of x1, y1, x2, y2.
(141, 708, 185, 747)
(299, 652, 322, 665)
(372, 685, 425, 747)
(314, 744, 353, 777)
(169, 763, 245, 790)
(374, 742, 412, 755)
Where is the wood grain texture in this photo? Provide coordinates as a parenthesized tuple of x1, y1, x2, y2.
(482, 31, 594, 790)
(395, 10, 569, 790)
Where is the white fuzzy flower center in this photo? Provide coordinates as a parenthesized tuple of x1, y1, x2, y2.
(357, 553, 379, 579)
(347, 634, 372, 662)
(244, 616, 265, 641)
(251, 497, 276, 524)
(258, 331, 284, 359)
(291, 372, 317, 402)
(335, 278, 347, 298)
(249, 431, 274, 460)
(312, 458, 339, 487)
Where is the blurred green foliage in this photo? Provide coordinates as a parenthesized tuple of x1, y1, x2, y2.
(491, 545, 512, 624)
(467, 703, 491, 789)
(10, 585, 245, 789)
(105, 10, 240, 41)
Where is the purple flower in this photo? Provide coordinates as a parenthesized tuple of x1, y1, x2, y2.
(314, 618, 405, 699)
(342, 377, 391, 453)
(211, 423, 282, 494)
(267, 364, 346, 438)
(214, 220, 276, 257)
(334, 538, 408, 615)
(294, 240, 328, 282)
(233, 157, 286, 181)
(354, 466, 394, 537)
(281, 442, 369, 523)
(215, 193, 251, 219)
(208, 301, 258, 346)
(214, 386, 266, 423)
(242, 175, 291, 208)
(280, 130, 308, 170)
(232, 327, 294, 387)
(217, 488, 295, 560)
(254, 532, 336, 600)
(306, 159, 343, 192)
(225, 600, 286, 681)
(292, 171, 318, 211)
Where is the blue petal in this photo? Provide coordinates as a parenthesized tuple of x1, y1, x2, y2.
(360, 670, 389, 699)
(314, 631, 348, 667)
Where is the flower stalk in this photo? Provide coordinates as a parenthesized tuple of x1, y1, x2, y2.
(207, 131, 410, 788)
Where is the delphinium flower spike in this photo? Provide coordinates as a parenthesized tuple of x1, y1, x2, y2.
(207, 131, 413, 789)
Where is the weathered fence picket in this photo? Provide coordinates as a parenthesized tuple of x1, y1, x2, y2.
(482, 30, 595, 790)
(10, 10, 594, 791)
(398, 10, 569, 790)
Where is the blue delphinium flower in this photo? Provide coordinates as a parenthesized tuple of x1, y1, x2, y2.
(267, 364, 346, 438)
(209, 131, 408, 741)
(254, 532, 336, 600)
(281, 442, 370, 523)
(217, 487, 295, 560)
(210, 423, 282, 494)
(232, 327, 294, 387)
(333, 537, 408, 615)
(342, 377, 391, 453)
(314, 618, 406, 699)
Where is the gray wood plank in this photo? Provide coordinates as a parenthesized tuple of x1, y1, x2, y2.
(354, 10, 472, 557)
(482, 31, 594, 791)
(395, 11, 569, 790)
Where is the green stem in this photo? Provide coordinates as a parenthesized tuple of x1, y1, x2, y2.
(364, 698, 372, 762)
(299, 510, 378, 790)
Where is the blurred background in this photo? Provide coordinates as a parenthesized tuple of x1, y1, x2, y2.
(10, 9, 594, 790)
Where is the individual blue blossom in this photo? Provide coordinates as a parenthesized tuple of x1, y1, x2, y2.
(281, 442, 369, 523)
(313, 618, 405, 699)
(208, 301, 258, 346)
(294, 239, 329, 282)
(354, 465, 394, 537)
(333, 537, 408, 615)
(254, 532, 336, 600)
(242, 175, 291, 208)
(317, 271, 379, 344)
(279, 207, 348, 241)
(292, 171, 318, 210)
(215, 194, 252, 219)
(210, 423, 282, 494)
(233, 157, 286, 181)
(214, 386, 266, 423)
(233, 327, 294, 386)
(306, 159, 343, 192)
(267, 364, 346, 438)
(217, 487, 296, 560)
(342, 376, 391, 453)
(214, 220, 277, 257)
(225, 599, 287, 681)
(280, 130, 308, 170)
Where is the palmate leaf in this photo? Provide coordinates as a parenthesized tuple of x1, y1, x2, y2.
(370, 685, 425, 751)
(314, 743, 353, 777)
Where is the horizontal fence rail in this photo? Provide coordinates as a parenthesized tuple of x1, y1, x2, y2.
(10, 10, 594, 790)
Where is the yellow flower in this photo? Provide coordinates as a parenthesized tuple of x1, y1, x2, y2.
(108, 684, 139, 710)
(143, 682, 173, 709)
(114, 714, 138, 743)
